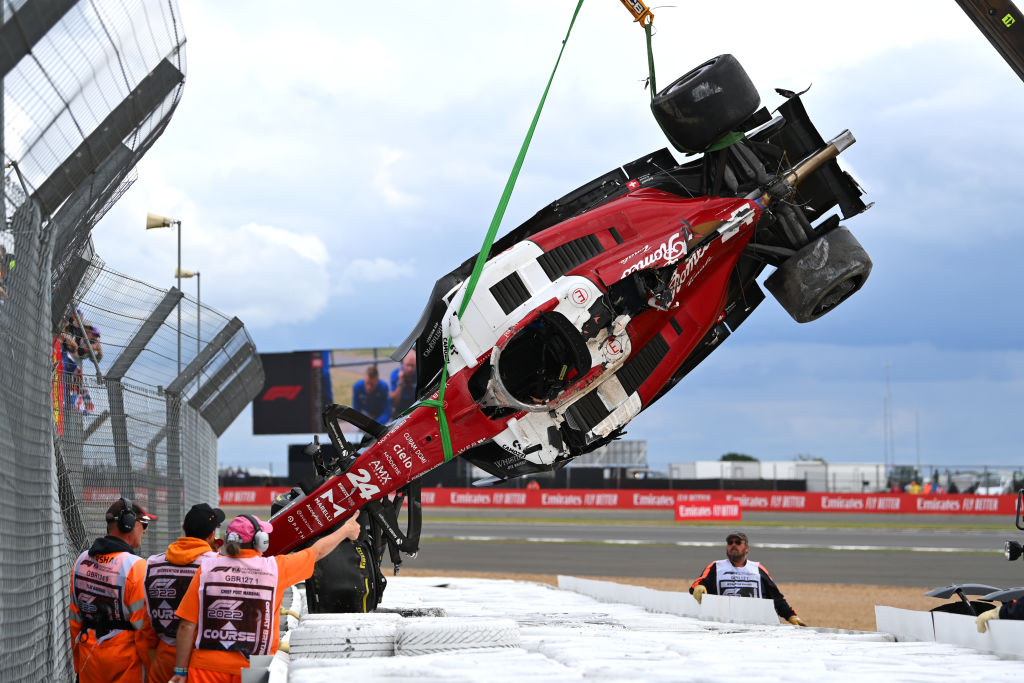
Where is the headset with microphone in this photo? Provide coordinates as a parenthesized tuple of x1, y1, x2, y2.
(115, 498, 136, 533)
(226, 514, 270, 552)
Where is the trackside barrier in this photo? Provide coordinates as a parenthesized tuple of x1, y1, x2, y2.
(932, 611, 1022, 658)
(874, 606, 936, 642)
(241, 654, 277, 683)
(268, 653, 289, 683)
(220, 486, 294, 505)
(875, 606, 1024, 657)
(675, 500, 742, 521)
(698, 593, 780, 625)
(557, 575, 779, 626)
(221, 487, 1017, 513)
(557, 575, 700, 618)
(247, 651, 288, 683)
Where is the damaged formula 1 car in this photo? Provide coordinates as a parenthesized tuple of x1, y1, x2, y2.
(267, 54, 872, 557)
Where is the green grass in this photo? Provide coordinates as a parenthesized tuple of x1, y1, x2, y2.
(418, 535, 999, 554)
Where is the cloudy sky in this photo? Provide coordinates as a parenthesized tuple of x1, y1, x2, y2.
(94, 1, 1024, 477)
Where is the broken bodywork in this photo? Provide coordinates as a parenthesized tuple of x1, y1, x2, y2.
(267, 55, 872, 557)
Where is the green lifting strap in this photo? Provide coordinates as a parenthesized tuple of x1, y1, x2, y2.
(417, 0, 587, 463)
(644, 21, 657, 98)
(707, 130, 746, 152)
(643, 18, 682, 149)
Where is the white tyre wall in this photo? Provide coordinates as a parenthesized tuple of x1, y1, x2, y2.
(298, 613, 404, 624)
(395, 618, 521, 656)
(288, 623, 398, 659)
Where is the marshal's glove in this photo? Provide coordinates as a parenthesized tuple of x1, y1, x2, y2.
(787, 615, 808, 627)
(691, 584, 707, 604)
(976, 608, 999, 633)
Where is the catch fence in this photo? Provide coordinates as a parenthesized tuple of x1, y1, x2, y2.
(0, 2, 262, 681)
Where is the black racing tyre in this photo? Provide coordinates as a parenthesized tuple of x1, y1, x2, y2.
(764, 226, 872, 323)
(650, 54, 760, 153)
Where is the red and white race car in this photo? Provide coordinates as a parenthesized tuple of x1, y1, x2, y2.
(266, 54, 871, 556)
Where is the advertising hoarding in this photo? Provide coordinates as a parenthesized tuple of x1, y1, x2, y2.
(252, 348, 400, 435)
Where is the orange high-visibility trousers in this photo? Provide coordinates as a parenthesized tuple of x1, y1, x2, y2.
(145, 641, 175, 683)
(74, 632, 144, 683)
(187, 668, 241, 683)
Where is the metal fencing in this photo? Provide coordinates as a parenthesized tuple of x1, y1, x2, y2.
(0, 2, 262, 681)
(57, 260, 264, 555)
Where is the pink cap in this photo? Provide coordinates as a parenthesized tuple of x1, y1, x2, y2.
(226, 515, 273, 543)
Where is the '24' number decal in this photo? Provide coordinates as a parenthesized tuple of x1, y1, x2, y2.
(347, 468, 381, 500)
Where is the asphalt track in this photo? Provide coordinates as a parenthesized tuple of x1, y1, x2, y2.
(228, 505, 1024, 589)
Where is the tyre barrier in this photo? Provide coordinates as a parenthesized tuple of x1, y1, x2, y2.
(285, 613, 521, 659)
(280, 586, 305, 632)
(279, 587, 292, 635)
(394, 617, 521, 656)
(298, 612, 404, 623)
(378, 606, 448, 618)
(287, 622, 399, 659)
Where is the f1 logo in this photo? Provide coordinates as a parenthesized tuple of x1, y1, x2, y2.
(318, 489, 345, 519)
(206, 599, 243, 620)
(148, 578, 177, 598)
(262, 385, 302, 401)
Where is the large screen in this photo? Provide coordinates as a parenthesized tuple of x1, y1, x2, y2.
(252, 347, 401, 435)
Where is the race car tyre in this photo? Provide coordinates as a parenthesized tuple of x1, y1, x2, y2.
(651, 54, 761, 153)
(279, 586, 304, 632)
(288, 622, 398, 658)
(764, 226, 872, 323)
(299, 615, 404, 626)
(378, 606, 448, 618)
(394, 618, 521, 656)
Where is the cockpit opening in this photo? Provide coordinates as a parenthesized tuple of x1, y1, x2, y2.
(496, 311, 591, 405)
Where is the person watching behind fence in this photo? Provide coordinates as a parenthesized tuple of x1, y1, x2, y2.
(84, 322, 104, 362)
(170, 513, 361, 682)
(690, 531, 807, 626)
(390, 350, 418, 415)
(353, 364, 390, 423)
(140, 503, 225, 683)
(68, 498, 157, 683)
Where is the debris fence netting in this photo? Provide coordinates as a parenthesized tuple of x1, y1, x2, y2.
(0, 184, 69, 682)
(59, 259, 261, 559)
(0, 2, 262, 681)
